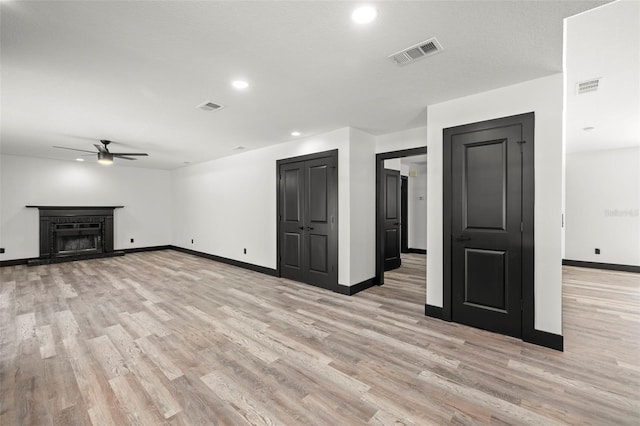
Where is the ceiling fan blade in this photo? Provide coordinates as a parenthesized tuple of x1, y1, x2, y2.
(53, 146, 96, 153)
(111, 152, 148, 156)
(113, 156, 137, 160)
(94, 144, 107, 153)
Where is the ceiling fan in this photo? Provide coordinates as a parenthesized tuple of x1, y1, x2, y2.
(53, 140, 149, 164)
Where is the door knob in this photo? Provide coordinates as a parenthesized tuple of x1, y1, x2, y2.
(299, 226, 305, 230)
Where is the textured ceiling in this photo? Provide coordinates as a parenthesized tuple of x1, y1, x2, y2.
(1, 0, 609, 169)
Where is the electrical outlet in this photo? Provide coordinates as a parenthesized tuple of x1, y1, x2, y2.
(130, 238, 134, 243)
(0, 248, 5, 254)
(244, 248, 247, 254)
(595, 248, 600, 255)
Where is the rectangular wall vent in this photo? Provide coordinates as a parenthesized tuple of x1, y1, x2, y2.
(389, 37, 444, 66)
(196, 101, 224, 111)
(576, 78, 601, 95)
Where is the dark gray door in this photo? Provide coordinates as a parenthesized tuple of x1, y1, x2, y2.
(401, 176, 408, 253)
(383, 169, 401, 271)
(279, 151, 338, 291)
(280, 161, 306, 284)
(448, 121, 526, 338)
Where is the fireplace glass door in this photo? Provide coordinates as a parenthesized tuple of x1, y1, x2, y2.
(53, 222, 103, 257)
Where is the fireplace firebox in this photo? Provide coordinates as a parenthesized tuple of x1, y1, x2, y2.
(27, 206, 124, 265)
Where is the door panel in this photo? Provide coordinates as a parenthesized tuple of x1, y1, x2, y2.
(284, 168, 302, 222)
(309, 234, 328, 273)
(283, 233, 302, 269)
(308, 164, 328, 223)
(465, 141, 506, 230)
(385, 229, 399, 258)
(465, 249, 507, 311)
(450, 124, 523, 338)
(383, 169, 401, 271)
(278, 151, 337, 291)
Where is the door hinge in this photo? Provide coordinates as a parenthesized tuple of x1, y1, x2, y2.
(517, 140, 526, 152)
(520, 222, 523, 233)
(521, 299, 524, 309)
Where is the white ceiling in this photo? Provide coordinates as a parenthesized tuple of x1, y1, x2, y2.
(1, 0, 609, 169)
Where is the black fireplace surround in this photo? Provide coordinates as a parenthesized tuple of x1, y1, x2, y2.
(27, 206, 124, 265)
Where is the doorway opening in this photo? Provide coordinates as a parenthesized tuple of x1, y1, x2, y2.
(375, 147, 428, 292)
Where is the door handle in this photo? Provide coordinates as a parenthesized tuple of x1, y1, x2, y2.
(393, 222, 400, 226)
(299, 226, 305, 230)
(455, 235, 471, 242)
(307, 226, 315, 230)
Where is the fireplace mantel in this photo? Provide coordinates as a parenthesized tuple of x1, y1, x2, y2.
(27, 206, 124, 265)
(27, 206, 123, 214)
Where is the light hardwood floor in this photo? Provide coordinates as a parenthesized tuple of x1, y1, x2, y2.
(1, 250, 638, 425)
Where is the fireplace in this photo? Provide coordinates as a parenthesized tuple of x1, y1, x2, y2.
(27, 206, 124, 265)
(53, 220, 103, 257)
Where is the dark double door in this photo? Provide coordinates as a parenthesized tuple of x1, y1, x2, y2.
(278, 151, 338, 291)
(444, 113, 534, 338)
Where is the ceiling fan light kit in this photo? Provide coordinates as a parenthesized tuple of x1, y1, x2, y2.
(97, 152, 114, 165)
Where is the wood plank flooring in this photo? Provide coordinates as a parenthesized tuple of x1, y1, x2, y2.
(1, 250, 638, 425)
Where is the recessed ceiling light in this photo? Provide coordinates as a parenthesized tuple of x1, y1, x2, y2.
(352, 6, 377, 24)
(75, 158, 84, 162)
(291, 131, 301, 137)
(232, 80, 249, 90)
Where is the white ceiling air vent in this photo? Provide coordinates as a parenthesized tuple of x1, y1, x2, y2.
(389, 37, 443, 66)
(196, 101, 224, 112)
(576, 78, 601, 95)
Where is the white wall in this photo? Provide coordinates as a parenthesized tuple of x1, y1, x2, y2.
(564, 0, 640, 265)
(0, 155, 171, 261)
(565, 147, 640, 266)
(376, 126, 428, 154)
(383, 158, 402, 172)
(349, 128, 376, 284)
(171, 127, 377, 287)
(426, 74, 564, 335)
(408, 164, 427, 250)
